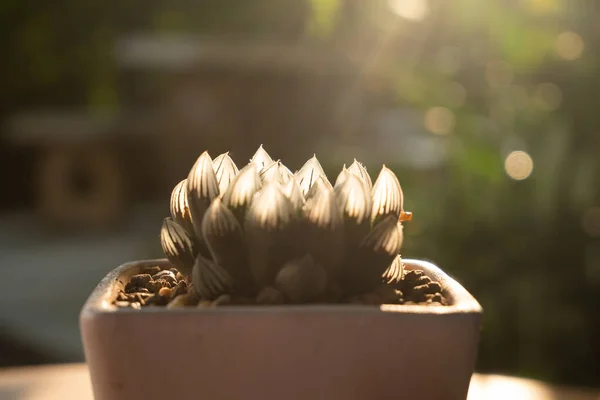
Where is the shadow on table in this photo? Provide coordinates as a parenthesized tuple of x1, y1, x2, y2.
(0, 327, 60, 368)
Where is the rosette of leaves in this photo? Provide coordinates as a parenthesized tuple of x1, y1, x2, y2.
(160, 146, 411, 305)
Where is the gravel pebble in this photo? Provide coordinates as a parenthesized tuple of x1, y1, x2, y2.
(130, 274, 152, 288)
(115, 268, 449, 308)
(152, 270, 177, 282)
(403, 270, 424, 281)
(427, 282, 442, 294)
(415, 276, 432, 286)
(158, 287, 172, 298)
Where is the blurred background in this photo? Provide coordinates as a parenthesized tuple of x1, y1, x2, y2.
(0, 0, 599, 390)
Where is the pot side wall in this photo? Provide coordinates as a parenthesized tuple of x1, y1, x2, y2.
(81, 259, 482, 400)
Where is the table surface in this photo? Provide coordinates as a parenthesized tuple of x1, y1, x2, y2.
(0, 363, 598, 400)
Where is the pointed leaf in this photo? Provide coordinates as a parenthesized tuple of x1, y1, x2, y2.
(361, 216, 403, 256)
(245, 183, 296, 286)
(382, 254, 404, 284)
(249, 144, 273, 172)
(222, 164, 262, 224)
(187, 151, 219, 238)
(160, 217, 197, 277)
(295, 154, 329, 196)
(191, 254, 234, 300)
(304, 183, 344, 276)
(169, 179, 194, 237)
(305, 182, 342, 231)
(213, 152, 239, 196)
(347, 159, 372, 190)
(334, 165, 349, 188)
(201, 198, 255, 293)
(335, 173, 372, 226)
(342, 216, 403, 294)
(305, 174, 333, 201)
(371, 165, 403, 224)
(260, 160, 293, 184)
(281, 177, 305, 212)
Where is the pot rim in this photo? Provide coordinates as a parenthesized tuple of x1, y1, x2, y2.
(81, 258, 482, 318)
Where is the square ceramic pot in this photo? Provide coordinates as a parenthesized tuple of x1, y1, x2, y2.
(80, 259, 482, 400)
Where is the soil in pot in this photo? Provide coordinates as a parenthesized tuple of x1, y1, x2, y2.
(114, 264, 449, 308)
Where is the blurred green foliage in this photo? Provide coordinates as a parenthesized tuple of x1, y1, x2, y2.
(2, 0, 600, 387)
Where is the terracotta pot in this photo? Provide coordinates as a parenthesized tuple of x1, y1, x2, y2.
(80, 259, 482, 400)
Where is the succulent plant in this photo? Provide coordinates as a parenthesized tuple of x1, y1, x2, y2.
(160, 146, 411, 304)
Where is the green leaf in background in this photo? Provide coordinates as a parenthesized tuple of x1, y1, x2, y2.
(18, 13, 61, 86)
(153, 11, 192, 33)
(306, 0, 341, 38)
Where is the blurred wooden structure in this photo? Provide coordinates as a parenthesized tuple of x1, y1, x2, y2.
(4, 36, 367, 229)
(6, 112, 127, 229)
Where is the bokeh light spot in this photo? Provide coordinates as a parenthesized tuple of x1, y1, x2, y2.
(485, 61, 514, 88)
(424, 107, 455, 135)
(533, 82, 562, 111)
(504, 151, 533, 180)
(526, 0, 560, 14)
(582, 207, 600, 237)
(555, 31, 584, 61)
(388, 0, 429, 21)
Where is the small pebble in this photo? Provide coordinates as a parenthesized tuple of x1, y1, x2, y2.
(141, 266, 162, 276)
(147, 281, 164, 292)
(403, 270, 424, 281)
(124, 283, 137, 293)
(410, 284, 429, 302)
(130, 274, 152, 287)
(156, 279, 173, 289)
(431, 293, 443, 303)
(158, 287, 172, 298)
(415, 276, 432, 286)
(153, 270, 177, 282)
(427, 282, 442, 294)
(133, 293, 147, 305)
